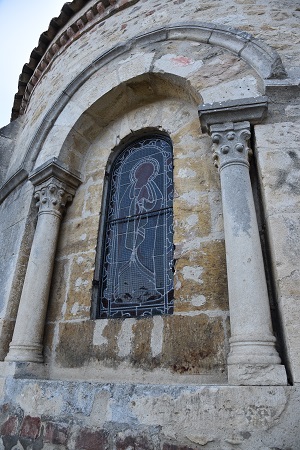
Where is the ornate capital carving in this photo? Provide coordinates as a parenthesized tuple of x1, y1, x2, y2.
(210, 122, 252, 171)
(34, 179, 74, 216)
(29, 158, 81, 217)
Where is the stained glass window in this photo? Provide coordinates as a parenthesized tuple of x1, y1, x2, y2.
(97, 136, 174, 318)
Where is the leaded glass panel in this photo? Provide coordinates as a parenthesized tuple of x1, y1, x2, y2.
(98, 136, 174, 318)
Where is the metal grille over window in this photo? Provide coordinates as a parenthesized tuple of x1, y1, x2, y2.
(98, 136, 174, 318)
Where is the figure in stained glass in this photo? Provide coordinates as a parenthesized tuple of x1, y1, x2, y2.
(98, 136, 174, 318)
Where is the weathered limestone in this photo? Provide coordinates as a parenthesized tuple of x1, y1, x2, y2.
(46, 100, 229, 383)
(0, 379, 300, 449)
(5, 159, 81, 363)
(255, 122, 300, 383)
(1, 0, 300, 446)
(199, 101, 287, 385)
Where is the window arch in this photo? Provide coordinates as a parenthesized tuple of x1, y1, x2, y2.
(96, 135, 174, 319)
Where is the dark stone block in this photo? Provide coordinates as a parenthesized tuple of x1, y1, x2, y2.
(0, 416, 18, 436)
(20, 416, 41, 439)
(163, 444, 195, 450)
(2, 435, 19, 450)
(75, 428, 109, 450)
(44, 421, 68, 445)
(56, 321, 94, 368)
(116, 434, 154, 450)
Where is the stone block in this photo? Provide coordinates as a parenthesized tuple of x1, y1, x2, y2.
(71, 65, 119, 113)
(200, 75, 260, 104)
(162, 314, 226, 373)
(174, 150, 220, 197)
(267, 213, 300, 287)
(174, 192, 211, 241)
(228, 363, 287, 386)
(75, 428, 109, 450)
(189, 53, 253, 92)
(163, 445, 194, 450)
(208, 28, 248, 55)
(125, 102, 163, 133)
(0, 416, 19, 436)
(255, 122, 300, 151)
(279, 296, 300, 384)
(130, 318, 154, 369)
(34, 124, 73, 168)
(93, 319, 122, 362)
(56, 215, 99, 258)
(90, 390, 112, 426)
(84, 148, 111, 178)
(20, 415, 41, 439)
(167, 24, 211, 43)
(256, 148, 300, 216)
(131, 385, 291, 444)
(240, 39, 286, 79)
(174, 240, 229, 311)
(64, 252, 96, 321)
(154, 53, 204, 78)
(54, 98, 86, 128)
(56, 321, 95, 368)
(117, 318, 135, 358)
(47, 259, 70, 322)
(43, 323, 55, 364)
(117, 51, 155, 83)
(84, 180, 104, 218)
(44, 421, 68, 445)
(56, 131, 91, 174)
(115, 431, 155, 450)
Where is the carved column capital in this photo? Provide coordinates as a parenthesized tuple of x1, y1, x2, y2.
(210, 121, 252, 170)
(33, 179, 74, 217)
(29, 158, 81, 217)
(197, 100, 287, 385)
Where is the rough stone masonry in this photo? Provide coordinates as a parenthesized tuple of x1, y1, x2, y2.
(0, 0, 300, 448)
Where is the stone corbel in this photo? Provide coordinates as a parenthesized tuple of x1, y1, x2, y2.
(5, 158, 81, 363)
(199, 97, 287, 385)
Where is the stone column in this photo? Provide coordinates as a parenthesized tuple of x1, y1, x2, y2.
(5, 159, 81, 363)
(199, 99, 287, 385)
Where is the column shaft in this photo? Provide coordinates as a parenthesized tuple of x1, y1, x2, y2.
(211, 122, 287, 385)
(5, 159, 81, 363)
(6, 211, 61, 362)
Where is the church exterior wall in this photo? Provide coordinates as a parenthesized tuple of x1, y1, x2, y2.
(0, 0, 300, 448)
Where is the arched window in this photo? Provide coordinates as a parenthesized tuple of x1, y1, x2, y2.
(97, 135, 174, 319)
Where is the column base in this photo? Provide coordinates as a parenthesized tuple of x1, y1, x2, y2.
(228, 363, 287, 385)
(0, 361, 48, 379)
(5, 344, 44, 363)
(227, 337, 282, 365)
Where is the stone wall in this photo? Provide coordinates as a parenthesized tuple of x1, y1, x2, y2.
(1, 0, 300, 448)
(1, 378, 300, 449)
(44, 96, 229, 382)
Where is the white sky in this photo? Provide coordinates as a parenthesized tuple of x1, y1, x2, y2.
(0, 0, 65, 128)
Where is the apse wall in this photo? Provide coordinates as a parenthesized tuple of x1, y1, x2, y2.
(0, 1, 300, 448)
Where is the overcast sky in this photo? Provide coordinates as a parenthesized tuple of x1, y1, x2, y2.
(0, 0, 64, 128)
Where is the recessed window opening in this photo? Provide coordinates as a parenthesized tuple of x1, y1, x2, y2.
(97, 135, 174, 319)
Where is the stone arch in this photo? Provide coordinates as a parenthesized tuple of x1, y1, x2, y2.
(58, 72, 201, 173)
(22, 22, 285, 176)
(17, 20, 286, 120)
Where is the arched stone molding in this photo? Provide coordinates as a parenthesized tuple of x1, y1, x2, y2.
(1, 22, 286, 203)
(16, 21, 286, 121)
(21, 22, 283, 167)
(37, 72, 202, 174)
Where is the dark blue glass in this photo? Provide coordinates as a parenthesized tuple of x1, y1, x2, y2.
(98, 136, 174, 318)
